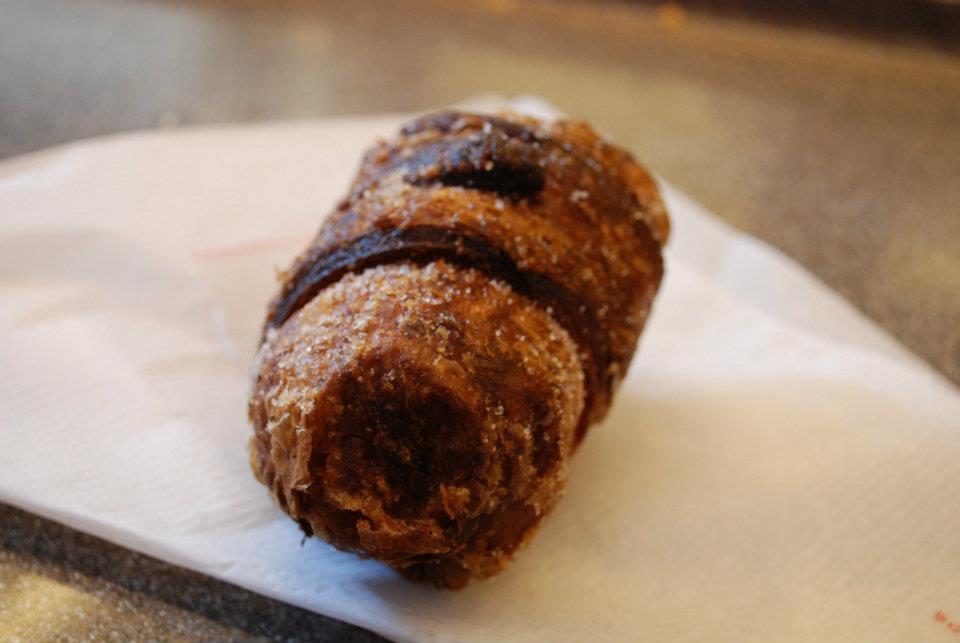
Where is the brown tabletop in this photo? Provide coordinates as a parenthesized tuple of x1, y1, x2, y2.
(2, 0, 958, 640)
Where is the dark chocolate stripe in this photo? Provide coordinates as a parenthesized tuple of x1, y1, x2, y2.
(265, 226, 605, 432)
(404, 135, 545, 198)
(351, 113, 546, 201)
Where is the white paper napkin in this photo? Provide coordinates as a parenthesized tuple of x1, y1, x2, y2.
(1, 102, 958, 643)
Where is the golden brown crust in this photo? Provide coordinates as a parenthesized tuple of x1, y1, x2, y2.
(249, 111, 668, 588)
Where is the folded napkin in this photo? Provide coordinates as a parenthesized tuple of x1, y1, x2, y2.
(2, 101, 958, 642)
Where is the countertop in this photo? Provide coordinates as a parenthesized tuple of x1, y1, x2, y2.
(1, 0, 958, 640)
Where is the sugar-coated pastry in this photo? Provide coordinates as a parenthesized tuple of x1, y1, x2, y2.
(249, 111, 668, 588)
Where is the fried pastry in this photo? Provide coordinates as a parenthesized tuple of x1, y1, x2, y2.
(248, 111, 669, 588)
